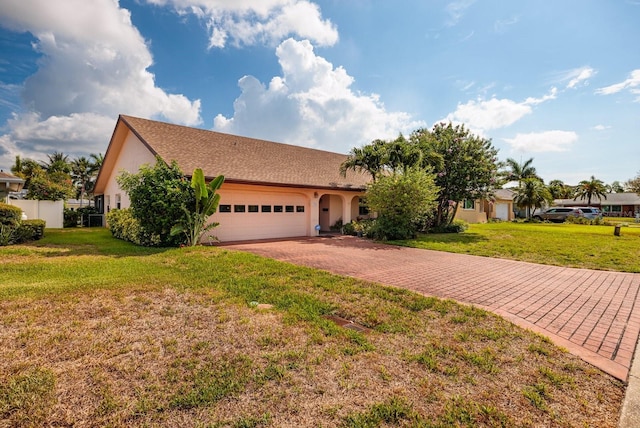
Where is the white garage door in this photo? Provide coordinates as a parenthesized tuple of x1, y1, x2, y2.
(495, 203, 510, 220)
(209, 190, 308, 242)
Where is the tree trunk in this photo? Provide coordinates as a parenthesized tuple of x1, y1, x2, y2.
(448, 202, 459, 225)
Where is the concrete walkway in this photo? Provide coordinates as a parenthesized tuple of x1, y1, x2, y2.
(223, 235, 640, 382)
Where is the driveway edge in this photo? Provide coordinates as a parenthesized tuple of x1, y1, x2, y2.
(619, 334, 640, 427)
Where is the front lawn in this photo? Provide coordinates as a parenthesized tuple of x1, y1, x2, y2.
(0, 228, 624, 426)
(391, 222, 640, 272)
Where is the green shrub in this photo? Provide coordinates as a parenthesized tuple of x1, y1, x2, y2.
(107, 209, 160, 247)
(117, 157, 192, 247)
(0, 216, 45, 246)
(330, 218, 343, 231)
(63, 209, 80, 228)
(0, 224, 16, 246)
(15, 220, 46, 242)
(0, 202, 22, 226)
(368, 216, 416, 240)
(566, 216, 591, 225)
(431, 219, 468, 233)
(365, 169, 438, 240)
(342, 221, 356, 235)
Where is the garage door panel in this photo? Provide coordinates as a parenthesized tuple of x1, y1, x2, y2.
(210, 190, 308, 242)
(496, 203, 509, 220)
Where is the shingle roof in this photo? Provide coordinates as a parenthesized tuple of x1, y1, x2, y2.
(555, 193, 640, 206)
(493, 188, 515, 201)
(116, 115, 369, 190)
(0, 171, 24, 182)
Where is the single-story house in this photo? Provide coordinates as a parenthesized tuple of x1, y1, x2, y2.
(93, 115, 370, 242)
(0, 171, 25, 202)
(454, 189, 515, 223)
(554, 193, 640, 217)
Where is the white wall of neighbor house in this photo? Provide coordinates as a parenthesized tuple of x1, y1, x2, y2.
(10, 199, 64, 228)
(102, 131, 156, 213)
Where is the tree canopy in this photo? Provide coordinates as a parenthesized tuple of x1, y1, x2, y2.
(11, 152, 103, 201)
(501, 157, 540, 186)
(365, 168, 438, 240)
(514, 178, 552, 219)
(343, 123, 500, 233)
(574, 175, 607, 205)
(410, 123, 499, 227)
(117, 157, 194, 247)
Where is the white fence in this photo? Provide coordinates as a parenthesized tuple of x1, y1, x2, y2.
(9, 199, 64, 228)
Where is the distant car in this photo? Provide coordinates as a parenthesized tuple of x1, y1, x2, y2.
(578, 207, 603, 220)
(533, 207, 585, 222)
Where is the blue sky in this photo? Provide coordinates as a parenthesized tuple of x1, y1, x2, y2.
(0, 0, 639, 186)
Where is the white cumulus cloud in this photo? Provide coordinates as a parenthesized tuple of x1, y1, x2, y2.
(0, 0, 201, 168)
(504, 130, 578, 153)
(442, 88, 557, 134)
(146, 0, 338, 48)
(565, 66, 596, 89)
(596, 69, 640, 101)
(213, 38, 423, 153)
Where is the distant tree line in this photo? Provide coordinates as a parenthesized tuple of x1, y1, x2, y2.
(10, 152, 103, 204)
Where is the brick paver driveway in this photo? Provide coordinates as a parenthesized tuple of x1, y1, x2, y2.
(223, 235, 640, 381)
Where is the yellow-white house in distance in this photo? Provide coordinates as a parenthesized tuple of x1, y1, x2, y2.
(454, 189, 515, 223)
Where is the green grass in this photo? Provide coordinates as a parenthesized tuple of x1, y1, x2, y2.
(0, 368, 56, 424)
(390, 221, 640, 272)
(0, 228, 626, 426)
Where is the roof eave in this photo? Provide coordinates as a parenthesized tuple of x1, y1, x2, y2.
(207, 177, 367, 192)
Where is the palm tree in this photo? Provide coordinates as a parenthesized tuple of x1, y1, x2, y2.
(514, 178, 552, 219)
(502, 157, 540, 186)
(42, 151, 71, 175)
(574, 175, 607, 205)
(89, 153, 104, 171)
(547, 179, 574, 199)
(340, 139, 387, 182)
(11, 155, 43, 188)
(83, 153, 104, 196)
(71, 157, 94, 207)
(385, 135, 423, 174)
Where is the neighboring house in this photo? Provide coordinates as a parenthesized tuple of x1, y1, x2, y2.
(93, 115, 370, 242)
(0, 171, 25, 203)
(66, 199, 94, 210)
(454, 189, 515, 223)
(554, 193, 640, 217)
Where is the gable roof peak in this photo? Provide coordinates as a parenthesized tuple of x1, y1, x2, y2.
(113, 115, 370, 190)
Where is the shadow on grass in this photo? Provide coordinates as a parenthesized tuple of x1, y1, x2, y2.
(26, 228, 171, 258)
